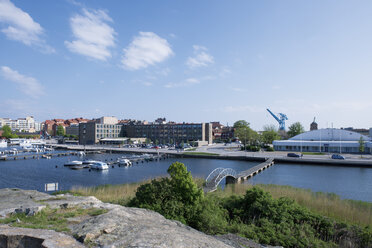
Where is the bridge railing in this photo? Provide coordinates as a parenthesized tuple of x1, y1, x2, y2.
(205, 168, 237, 188)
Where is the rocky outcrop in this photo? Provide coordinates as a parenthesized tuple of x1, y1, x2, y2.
(0, 188, 270, 248)
(215, 234, 283, 248)
(0, 225, 84, 248)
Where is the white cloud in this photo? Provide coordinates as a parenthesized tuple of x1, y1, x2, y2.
(231, 87, 247, 92)
(142, 82, 153, 87)
(65, 8, 116, 61)
(122, 32, 173, 70)
(0, 0, 54, 52)
(186, 45, 214, 69)
(164, 78, 200, 88)
(1, 66, 44, 98)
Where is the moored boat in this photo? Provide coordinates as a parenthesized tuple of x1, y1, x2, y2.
(64, 160, 83, 166)
(117, 158, 132, 166)
(0, 140, 7, 148)
(70, 165, 85, 170)
(82, 160, 99, 164)
(90, 161, 108, 170)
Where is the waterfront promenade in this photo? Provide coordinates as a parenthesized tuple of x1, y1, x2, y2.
(49, 143, 372, 167)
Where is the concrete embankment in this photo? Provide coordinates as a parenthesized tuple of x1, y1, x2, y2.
(51, 144, 372, 167)
(174, 153, 372, 167)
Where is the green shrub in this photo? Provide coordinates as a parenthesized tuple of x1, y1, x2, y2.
(127, 163, 372, 248)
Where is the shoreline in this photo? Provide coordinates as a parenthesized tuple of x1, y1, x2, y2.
(50, 144, 372, 167)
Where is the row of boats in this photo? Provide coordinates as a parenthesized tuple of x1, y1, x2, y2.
(64, 157, 132, 170)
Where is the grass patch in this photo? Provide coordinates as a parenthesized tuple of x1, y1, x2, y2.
(185, 147, 197, 151)
(183, 152, 219, 156)
(69, 181, 154, 205)
(302, 152, 325, 155)
(212, 183, 372, 227)
(37, 196, 67, 202)
(66, 177, 205, 206)
(0, 207, 107, 233)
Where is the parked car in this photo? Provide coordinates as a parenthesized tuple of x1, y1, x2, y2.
(331, 154, 345, 160)
(287, 153, 302, 158)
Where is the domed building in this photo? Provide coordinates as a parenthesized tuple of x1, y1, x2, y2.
(273, 128, 372, 154)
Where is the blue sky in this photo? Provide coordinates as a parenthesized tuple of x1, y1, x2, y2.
(1, 0, 372, 130)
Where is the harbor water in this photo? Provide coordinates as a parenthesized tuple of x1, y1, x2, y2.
(0, 152, 372, 202)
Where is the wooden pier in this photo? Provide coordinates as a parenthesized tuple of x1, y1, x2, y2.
(205, 158, 275, 192)
(235, 158, 274, 183)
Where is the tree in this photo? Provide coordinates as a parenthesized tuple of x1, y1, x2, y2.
(128, 162, 204, 225)
(233, 120, 259, 149)
(261, 130, 280, 145)
(359, 136, 365, 154)
(56, 125, 65, 136)
(0, 125, 18, 139)
(287, 122, 305, 138)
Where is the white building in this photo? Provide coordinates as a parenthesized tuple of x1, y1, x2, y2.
(273, 128, 372, 154)
(0, 116, 40, 132)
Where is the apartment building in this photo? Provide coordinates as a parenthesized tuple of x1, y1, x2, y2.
(79, 117, 122, 145)
(123, 122, 212, 145)
(0, 116, 40, 132)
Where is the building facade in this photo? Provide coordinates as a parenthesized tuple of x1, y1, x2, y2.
(79, 122, 122, 145)
(273, 128, 372, 154)
(0, 116, 40, 132)
(123, 122, 212, 145)
(79, 116, 214, 145)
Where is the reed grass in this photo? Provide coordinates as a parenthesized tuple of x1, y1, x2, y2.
(69, 177, 206, 206)
(214, 183, 372, 227)
(67, 178, 372, 227)
(70, 181, 148, 205)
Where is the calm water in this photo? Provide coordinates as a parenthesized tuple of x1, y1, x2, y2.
(0, 152, 372, 202)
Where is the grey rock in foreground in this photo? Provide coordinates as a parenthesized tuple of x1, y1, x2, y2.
(216, 234, 283, 248)
(0, 225, 84, 248)
(72, 206, 232, 248)
(0, 188, 271, 248)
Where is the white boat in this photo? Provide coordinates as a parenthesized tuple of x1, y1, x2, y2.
(0, 140, 7, 148)
(117, 158, 132, 166)
(90, 161, 108, 170)
(82, 160, 99, 164)
(19, 139, 46, 149)
(77, 151, 86, 156)
(64, 160, 83, 166)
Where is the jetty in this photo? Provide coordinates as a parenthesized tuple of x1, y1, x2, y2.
(0, 151, 99, 161)
(204, 158, 274, 192)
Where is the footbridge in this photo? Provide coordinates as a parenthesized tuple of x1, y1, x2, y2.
(204, 158, 274, 192)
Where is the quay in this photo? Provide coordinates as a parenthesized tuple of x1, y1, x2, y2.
(48, 144, 372, 167)
(0, 151, 100, 161)
(204, 158, 274, 192)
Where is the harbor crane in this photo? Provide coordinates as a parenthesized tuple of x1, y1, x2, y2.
(266, 108, 288, 131)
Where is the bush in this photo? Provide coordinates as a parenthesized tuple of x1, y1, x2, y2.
(127, 163, 372, 248)
(128, 162, 204, 225)
(265, 146, 274, 152)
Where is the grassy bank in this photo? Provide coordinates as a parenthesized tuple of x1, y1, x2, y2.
(215, 183, 372, 227)
(64, 177, 205, 206)
(302, 152, 325, 155)
(182, 152, 220, 156)
(64, 179, 372, 228)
